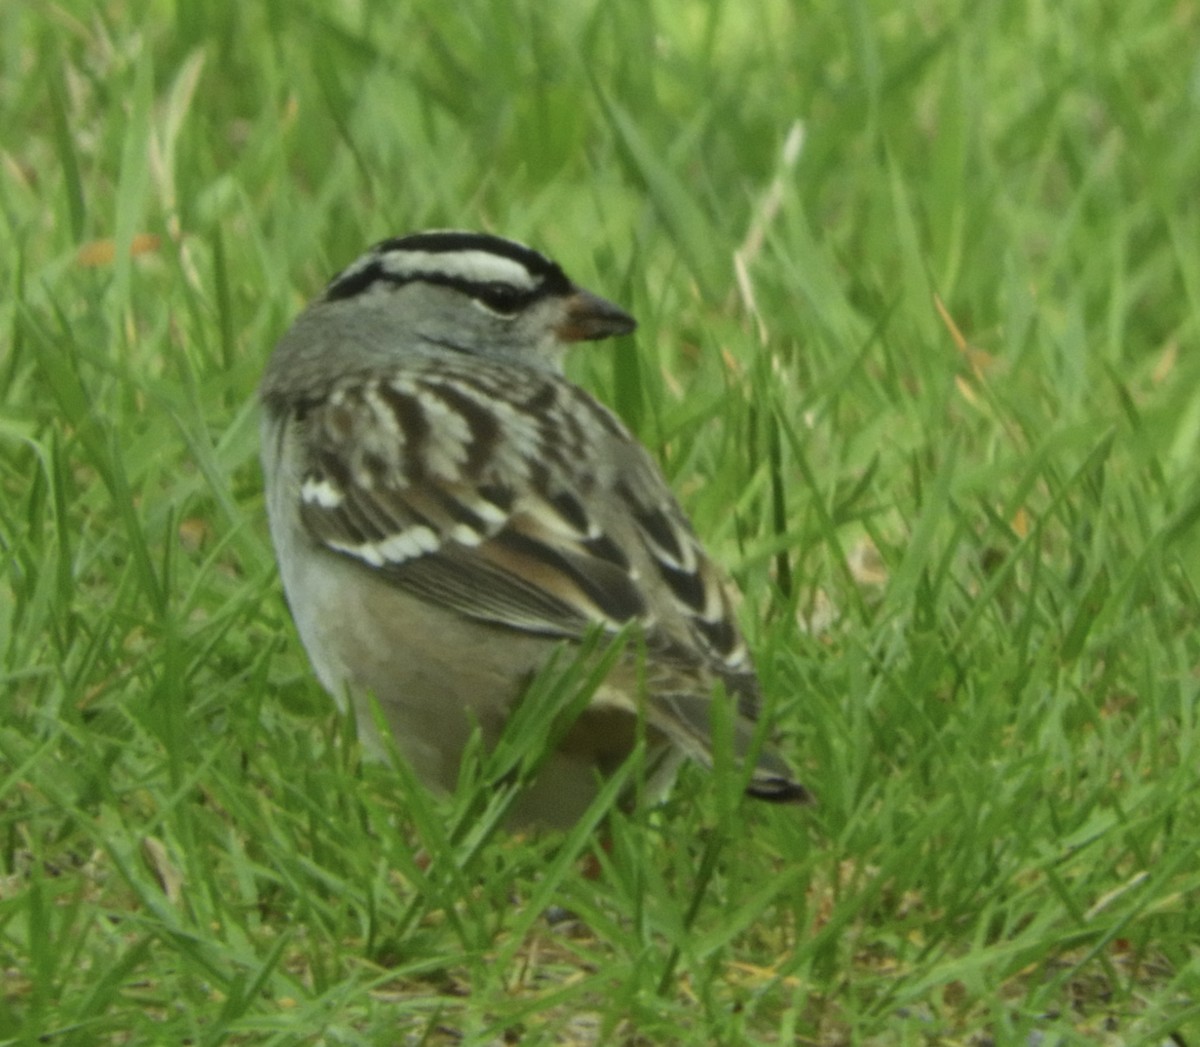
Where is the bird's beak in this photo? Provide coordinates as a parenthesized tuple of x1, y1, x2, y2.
(557, 288, 637, 343)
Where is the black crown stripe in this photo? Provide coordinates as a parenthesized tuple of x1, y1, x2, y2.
(324, 264, 551, 312)
(323, 231, 574, 303)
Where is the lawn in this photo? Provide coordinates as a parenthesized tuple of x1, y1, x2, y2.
(2, 1, 1199, 1043)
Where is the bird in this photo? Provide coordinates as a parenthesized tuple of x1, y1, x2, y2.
(259, 230, 810, 827)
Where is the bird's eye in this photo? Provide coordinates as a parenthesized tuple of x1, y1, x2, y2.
(473, 282, 528, 316)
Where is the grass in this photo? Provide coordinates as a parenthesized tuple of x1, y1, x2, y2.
(2, 0, 1199, 1043)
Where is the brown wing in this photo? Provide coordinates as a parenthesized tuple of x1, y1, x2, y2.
(295, 360, 768, 719)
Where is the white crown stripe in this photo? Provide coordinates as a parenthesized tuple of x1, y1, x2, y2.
(379, 249, 541, 291)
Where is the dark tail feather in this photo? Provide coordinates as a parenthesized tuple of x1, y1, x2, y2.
(747, 775, 815, 805)
(656, 691, 814, 806)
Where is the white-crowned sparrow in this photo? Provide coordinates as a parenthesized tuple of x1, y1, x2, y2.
(260, 231, 809, 826)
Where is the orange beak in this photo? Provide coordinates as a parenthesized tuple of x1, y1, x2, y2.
(557, 289, 637, 343)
